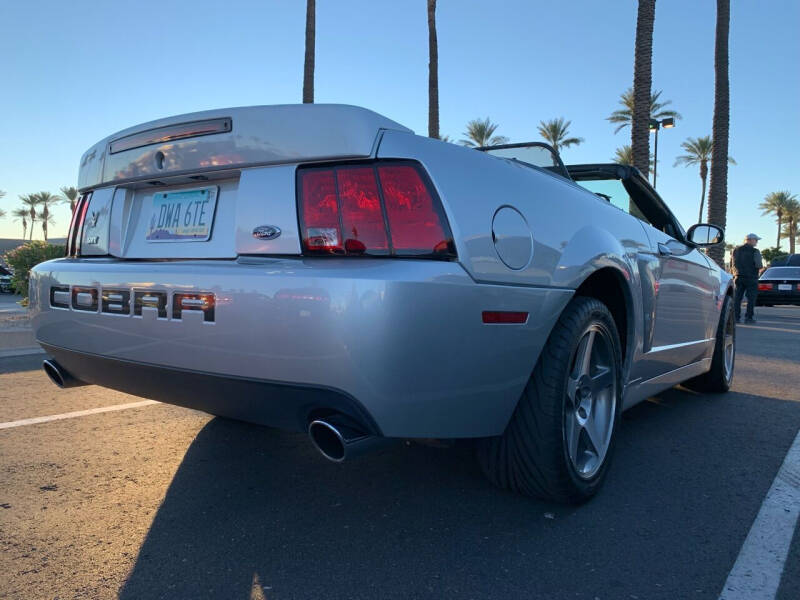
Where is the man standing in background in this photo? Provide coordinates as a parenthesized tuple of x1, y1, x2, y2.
(732, 233, 763, 323)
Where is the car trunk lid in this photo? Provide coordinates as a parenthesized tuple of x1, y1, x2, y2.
(74, 104, 411, 259)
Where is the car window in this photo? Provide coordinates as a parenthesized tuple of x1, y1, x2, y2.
(576, 179, 652, 224)
(762, 267, 800, 278)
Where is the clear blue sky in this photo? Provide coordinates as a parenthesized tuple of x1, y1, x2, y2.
(1, 0, 798, 247)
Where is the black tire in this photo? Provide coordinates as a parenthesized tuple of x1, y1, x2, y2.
(683, 294, 735, 393)
(476, 297, 622, 504)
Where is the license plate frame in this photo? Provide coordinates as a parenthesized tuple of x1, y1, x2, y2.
(145, 186, 218, 243)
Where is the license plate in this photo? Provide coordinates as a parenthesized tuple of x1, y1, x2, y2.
(146, 187, 218, 242)
(778, 284, 792, 291)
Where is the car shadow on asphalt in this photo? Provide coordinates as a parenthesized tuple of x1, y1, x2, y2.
(118, 385, 800, 600)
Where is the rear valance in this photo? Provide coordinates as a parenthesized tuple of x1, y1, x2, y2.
(78, 104, 413, 191)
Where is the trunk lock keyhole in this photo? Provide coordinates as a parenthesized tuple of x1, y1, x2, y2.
(155, 151, 165, 170)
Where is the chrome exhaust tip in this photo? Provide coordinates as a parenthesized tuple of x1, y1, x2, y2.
(42, 359, 87, 389)
(308, 415, 391, 462)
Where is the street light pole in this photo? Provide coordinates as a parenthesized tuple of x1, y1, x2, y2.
(650, 119, 660, 188)
(648, 116, 675, 190)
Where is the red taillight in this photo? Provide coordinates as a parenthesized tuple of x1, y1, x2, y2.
(298, 162, 454, 258)
(796, 283, 800, 291)
(378, 165, 449, 254)
(66, 193, 91, 257)
(301, 170, 341, 253)
(338, 167, 388, 253)
(758, 283, 773, 291)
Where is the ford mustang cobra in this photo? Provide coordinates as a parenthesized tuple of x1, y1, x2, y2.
(30, 104, 735, 503)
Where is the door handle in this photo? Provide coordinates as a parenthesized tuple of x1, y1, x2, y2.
(657, 243, 672, 257)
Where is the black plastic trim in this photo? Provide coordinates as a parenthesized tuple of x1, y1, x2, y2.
(40, 343, 382, 435)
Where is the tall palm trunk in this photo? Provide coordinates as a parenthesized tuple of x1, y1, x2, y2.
(789, 216, 796, 253)
(42, 205, 49, 241)
(29, 207, 36, 240)
(427, 0, 439, 139)
(707, 0, 731, 266)
(698, 160, 708, 223)
(302, 0, 315, 104)
(631, 0, 655, 178)
(776, 212, 783, 249)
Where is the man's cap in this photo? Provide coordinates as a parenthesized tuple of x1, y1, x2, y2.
(746, 233, 761, 240)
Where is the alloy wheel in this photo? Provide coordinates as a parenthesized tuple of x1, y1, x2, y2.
(564, 324, 617, 480)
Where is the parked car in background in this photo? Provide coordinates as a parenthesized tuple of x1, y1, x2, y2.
(756, 266, 800, 306)
(0, 267, 13, 293)
(30, 104, 734, 503)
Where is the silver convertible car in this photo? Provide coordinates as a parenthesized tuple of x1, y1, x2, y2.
(30, 105, 735, 503)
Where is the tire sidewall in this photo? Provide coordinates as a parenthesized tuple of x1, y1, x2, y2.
(717, 295, 735, 389)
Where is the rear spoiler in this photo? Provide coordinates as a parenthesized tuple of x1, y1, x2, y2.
(78, 104, 412, 191)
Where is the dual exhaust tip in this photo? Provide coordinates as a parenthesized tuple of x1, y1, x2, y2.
(42, 359, 87, 389)
(308, 414, 391, 463)
(43, 359, 384, 463)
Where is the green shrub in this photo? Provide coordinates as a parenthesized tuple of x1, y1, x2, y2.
(762, 246, 788, 265)
(3, 241, 65, 297)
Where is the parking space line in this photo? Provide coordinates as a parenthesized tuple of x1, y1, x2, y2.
(0, 400, 159, 430)
(719, 429, 800, 599)
(737, 325, 800, 334)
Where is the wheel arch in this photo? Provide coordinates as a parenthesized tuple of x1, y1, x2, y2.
(571, 266, 635, 375)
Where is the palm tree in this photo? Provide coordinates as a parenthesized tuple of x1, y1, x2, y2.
(758, 191, 796, 250)
(673, 136, 736, 223)
(20, 194, 39, 240)
(781, 197, 800, 254)
(59, 185, 79, 213)
(537, 118, 583, 154)
(707, 0, 731, 266)
(630, 0, 656, 178)
(782, 221, 800, 255)
(37, 210, 55, 239)
(12, 208, 28, 239)
(32, 191, 60, 241)
(0, 208, 5, 219)
(302, 0, 315, 103)
(612, 145, 654, 169)
(608, 89, 682, 135)
(427, 0, 439, 139)
(460, 118, 509, 147)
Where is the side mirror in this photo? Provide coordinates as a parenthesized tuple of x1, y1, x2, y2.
(687, 223, 724, 246)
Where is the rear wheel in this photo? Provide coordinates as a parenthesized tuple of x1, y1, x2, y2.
(683, 294, 735, 393)
(476, 297, 622, 504)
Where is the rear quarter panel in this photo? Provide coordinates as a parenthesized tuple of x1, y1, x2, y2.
(377, 131, 652, 291)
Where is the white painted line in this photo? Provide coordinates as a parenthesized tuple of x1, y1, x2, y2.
(0, 400, 159, 430)
(0, 347, 46, 359)
(719, 429, 800, 599)
(738, 325, 800, 334)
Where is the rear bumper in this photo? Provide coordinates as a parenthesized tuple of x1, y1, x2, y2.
(755, 291, 800, 305)
(30, 257, 572, 438)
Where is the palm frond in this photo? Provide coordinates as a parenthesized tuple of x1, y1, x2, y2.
(607, 87, 682, 133)
(461, 117, 507, 147)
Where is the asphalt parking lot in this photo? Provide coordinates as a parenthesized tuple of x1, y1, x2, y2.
(1, 307, 799, 599)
